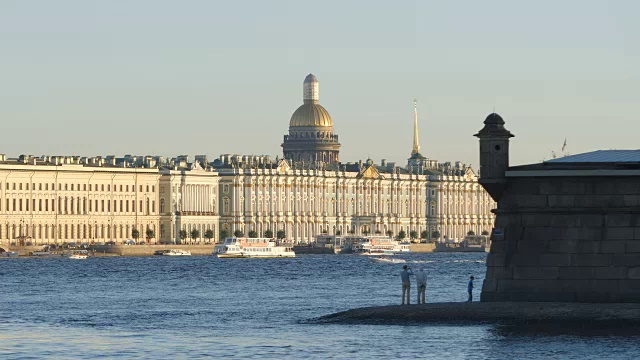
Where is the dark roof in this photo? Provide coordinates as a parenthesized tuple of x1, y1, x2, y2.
(510, 150, 640, 172)
(545, 150, 640, 164)
(474, 112, 514, 138)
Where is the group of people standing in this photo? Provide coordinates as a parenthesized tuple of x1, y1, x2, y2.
(400, 265, 475, 304)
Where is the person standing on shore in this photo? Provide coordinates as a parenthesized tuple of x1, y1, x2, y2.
(415, 267, 427, 304)
(400, 265, 413, 305)
(467, 276, 474, 302)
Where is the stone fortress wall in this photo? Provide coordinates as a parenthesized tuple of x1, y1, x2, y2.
(483, 176, 640, 302)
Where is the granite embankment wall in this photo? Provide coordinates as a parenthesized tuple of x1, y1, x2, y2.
(92, 244, 215, 256)
(483, 176, 640, 302)
(410, 244, 436, 253)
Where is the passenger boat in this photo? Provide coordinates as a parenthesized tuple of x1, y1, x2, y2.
(1, 251, 19, 258)
(214, 237, 295, 258)
(352, 236, 412, 256)
(162, 249, 191, 256)
(69, 253, 89, 259)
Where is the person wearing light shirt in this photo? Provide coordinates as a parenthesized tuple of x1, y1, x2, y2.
(414, 267, 427, 304)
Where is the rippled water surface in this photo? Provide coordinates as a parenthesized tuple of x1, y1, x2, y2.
(2, 253, 639, 359)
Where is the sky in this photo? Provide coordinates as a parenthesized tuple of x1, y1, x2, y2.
(1, 0, 639, 168)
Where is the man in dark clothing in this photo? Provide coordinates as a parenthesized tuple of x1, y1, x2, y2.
(400, 265, 413, 305)
(467, 276, 474, 302)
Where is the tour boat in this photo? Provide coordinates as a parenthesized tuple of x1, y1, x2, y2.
(214, 237, 295, 258)
(69, 253, 89, 259)
(162, 249, 191, 256)
(352, 236, 412, 256)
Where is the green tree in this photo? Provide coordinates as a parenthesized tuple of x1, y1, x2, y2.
(220, 229, 229, 241)
(233, 229, 244, 237)
(145, 228, 155, 244)
(204, 229, 214, 243)
(420, 230, 428, 240)
(335, 230, 342, 235)
(179, 229, 188, 244)
(276, 230, 286, 240)
(264, 229, 274, 238)
(386, 230, 393, 238)
(398, 230, 406, 240)
(481, 230, 490, 236)
(248, 230, 258, 238)
(409, 231, 418, 240)
(363, 228, 370, 236)
(190, 229, 200, 243)
(431, 230, 441, 240)
(131, 228, 140, 241)
(467, 230, 475, 236)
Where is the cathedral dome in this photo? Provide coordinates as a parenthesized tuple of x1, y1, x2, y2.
(289, 103, 333, 127)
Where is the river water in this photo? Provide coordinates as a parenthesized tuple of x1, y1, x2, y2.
(2, 253, 639, 359)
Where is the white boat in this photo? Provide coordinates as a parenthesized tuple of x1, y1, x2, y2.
(69, 253, 89, 259)
(214, 237, 295, 258)
(369, 256, 406, 264)
(1, 251, 19, 258)
(352, 236, 412, 256)
(162, 249, 191, 256)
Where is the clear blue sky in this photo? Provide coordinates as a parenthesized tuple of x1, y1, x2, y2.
(1, 0, 639, 168)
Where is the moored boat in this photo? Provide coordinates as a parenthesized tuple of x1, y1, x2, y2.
(433, 241, 486, 253)
(162, 249, 191, 256)
(1, 251, 19, 258)
(69, 253, 89, 259)
(214, 237, 295, 258)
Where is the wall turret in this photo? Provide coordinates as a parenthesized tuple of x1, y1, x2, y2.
(474, 113, 514, 201)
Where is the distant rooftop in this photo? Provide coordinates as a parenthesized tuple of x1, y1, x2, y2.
(545, 150, 640, 164)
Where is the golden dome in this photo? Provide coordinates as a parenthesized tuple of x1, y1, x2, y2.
(289, 103, 333, 127)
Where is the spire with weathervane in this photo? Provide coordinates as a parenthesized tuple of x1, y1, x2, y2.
(407, 99, 431, 172)
(412, 99, 420, 155)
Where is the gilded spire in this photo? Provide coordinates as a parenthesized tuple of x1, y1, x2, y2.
(412, 99, 420, 155)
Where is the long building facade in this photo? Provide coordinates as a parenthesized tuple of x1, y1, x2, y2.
(0, 74, 494, 248)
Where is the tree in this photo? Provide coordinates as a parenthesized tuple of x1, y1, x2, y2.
(335, 230, 342, 235)
(190, 229, 200, 243)
(467, 230, 475, 236)
(386, 230, 393, 238)
(233, 229, 244, 237)
(179, 229, 188, 244)
(409, 231, 418, 240)
(145, 228, 155, 244)
(204, 229, 214, 243)
(276, 230, 286, 240)
(431, 230, 441, 240)
(420, 230, 428, 240)
(264, 229, 274, 238)
(248, 230, 258, 238)
(481, 230, 490, 236)
(131, 228, 140, 242)
(220, 229, 229, 241)
(363, 228, 370, 236)
(398, 230, 406, 240)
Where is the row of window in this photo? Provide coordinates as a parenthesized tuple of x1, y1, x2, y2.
(2, 182, 155, 193)
(1, 198, 156, 214)
(2, 223, 155, 240)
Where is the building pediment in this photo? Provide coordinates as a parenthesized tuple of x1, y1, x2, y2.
(358, 164, 383, 179)
(276, 159, 291, 174)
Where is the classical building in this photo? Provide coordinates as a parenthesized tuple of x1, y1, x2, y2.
(159, 158, 220, 244)
(0, 155, 160, 246)
(214, 75, 495, 244)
